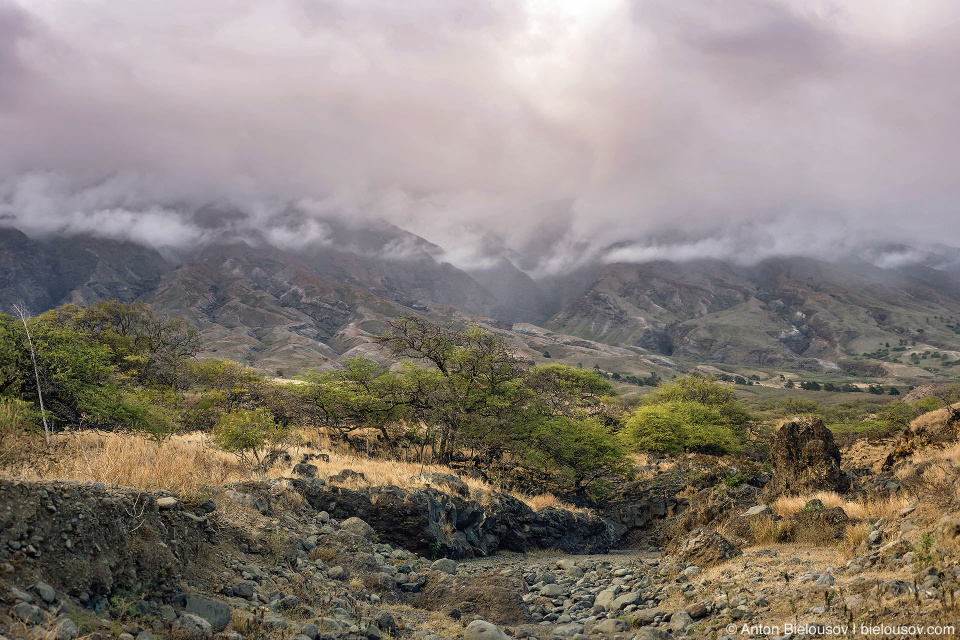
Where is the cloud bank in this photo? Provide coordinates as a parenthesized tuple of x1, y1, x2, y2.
(2, 0, 959, 274)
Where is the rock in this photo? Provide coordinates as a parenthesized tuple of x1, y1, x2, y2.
(629, 608, 663, 626)
(669, 610, 694, 632)
(10, 586, 33, 603)
(676, 528, 742, 567)
(594, 589, 616, 610)
(634, 628, 672, 640)
(156, 496, 179, 510)
(376, 610, 399, 633)
(175, 614, 213, 638)
(783, 504, 849, 543)
(328, 566, 347, 580)
(883, 403, 960, 469)
(463, 620, 510, 640)
(742, 504, 772, 516)
(540, 583, 564, 597)
(329, 469, 366, 483)
(294, 463, 318, 478)
(411, 473, 470, 497)
(174, 594, 232, 632)
(767, 417, 850, 496)
(233, 580, 257, 598)
(565, 566, 584, 579)
(50, 618, 79, 640)
(341, 516, 376, 539)
(685, 603, 708, 619)
(610, 591, 642, 611)
(553, 622, 585, 638)
(431, 558, 458, 575)
(34, 581, 56, 603)
(815, 573, 835, 586)
(12, 602, 42, 624)
(593, 619, 629, 634)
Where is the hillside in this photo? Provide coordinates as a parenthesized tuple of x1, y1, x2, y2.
(548, 257, 960, 371)
(7, 224, 960, 380)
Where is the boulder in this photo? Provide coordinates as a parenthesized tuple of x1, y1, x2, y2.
(430, 558, 458, 575)
(594, 618, 629, 634)
(463, 620, 510, 640)
(341, 517, 376, 540)
(675, 528, 741, 568)
(174, 614, 213, 638)
(173, 594, 231, 632)
(782, 502, 849, 544)
(410, 473, 470, 497)
(293, 463, 318, 478)
(629, 608, 664, 626)
(412, 574, 529, 625)
(767, 417, 849, 496)
(634, 628, 672, 640)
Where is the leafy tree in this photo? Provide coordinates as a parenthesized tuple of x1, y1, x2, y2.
(512, 416, 632, 499)
(45, 301, 200, 388)
(213, 407, 295, 475)
(621, 400, 742, 456)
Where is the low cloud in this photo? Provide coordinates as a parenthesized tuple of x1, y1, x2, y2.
(1, 0, 959, 274)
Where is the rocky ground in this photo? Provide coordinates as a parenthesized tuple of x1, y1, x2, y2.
(2, 415, 960, 640)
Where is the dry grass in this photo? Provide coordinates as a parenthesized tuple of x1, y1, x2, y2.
(842, 521, 871, 553)
(895, 441, 960, 479)
(772, 491, 912, 519)
(1, 428, 579, 513)
(6, 431, 246, 501)
(272, 435, 584, 512)
(749, 515, 785, 544)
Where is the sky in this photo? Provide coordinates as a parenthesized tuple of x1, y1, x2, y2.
(1, 0, 960, 275)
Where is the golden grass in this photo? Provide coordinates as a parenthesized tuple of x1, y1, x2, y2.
(1, 428, 580, 513)
(749, 515, 785, 545)
(300, 450, 584, 512)
(3, 431, 247, 501)
(895, 441, 960, 479)
(841, 521, 871, 555)
(772, 491, 912, 519)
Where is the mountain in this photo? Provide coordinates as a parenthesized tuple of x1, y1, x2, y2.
(8, 222, 960, 379)
(467, 257, 554, 324)
(0, 227, 170, 313)
(547, 256, 960, 370)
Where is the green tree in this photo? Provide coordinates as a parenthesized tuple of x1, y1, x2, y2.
(621, 400, 742, 456)
(213, 407, 294, 475)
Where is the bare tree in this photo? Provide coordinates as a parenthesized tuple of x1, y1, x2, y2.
(12, 304, 50, 446)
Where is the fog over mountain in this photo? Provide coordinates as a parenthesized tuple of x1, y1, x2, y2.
(2, 0, 960, 275)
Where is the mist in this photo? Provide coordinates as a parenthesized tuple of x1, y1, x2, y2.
(2, 0, 960, 276)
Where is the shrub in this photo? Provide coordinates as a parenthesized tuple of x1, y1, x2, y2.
(621, 400, 743, 455)
(213, 408, 294, 475)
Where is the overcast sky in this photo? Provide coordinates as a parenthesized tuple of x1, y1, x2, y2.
(2, 0, 959, 274)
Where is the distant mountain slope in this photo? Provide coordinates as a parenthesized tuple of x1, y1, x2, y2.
(0, 227, 170, 313)
(547, 256, 960, 367)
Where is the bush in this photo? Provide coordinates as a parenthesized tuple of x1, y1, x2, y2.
(213, 408, 294, 475)
(512, 416, 632, 499)
(621, 400, 743, 455)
